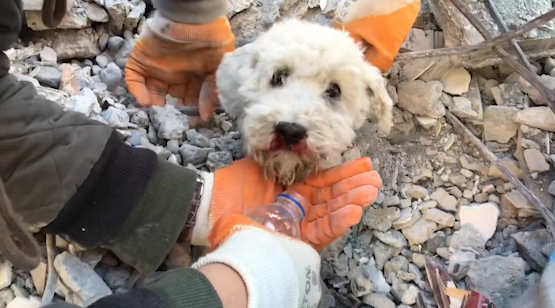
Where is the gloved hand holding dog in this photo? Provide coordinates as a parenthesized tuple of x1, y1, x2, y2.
(192, 156, 382, 250)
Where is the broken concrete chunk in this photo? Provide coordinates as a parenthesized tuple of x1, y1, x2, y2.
(441, 67, 471, 95)
(54, 252, 112, 306)
(523, 148, 550, 173)
(515, 107, 555, 132)
(364, 258, 392, 294)
(459, 203, 499, 242)
(465, 256, 526, 308)
(511, 229, 549, 272)
(373, 230, 407, 248)
(415, 116, 437, 130)
(483, 106, 519, 143)
(362, 293, 395, 308)
(450, 96, 478, 119)
(403, 184, 429, 200)
(449, 224, 487, 250)
(362, 207, 401, 232)
(490, 83, 529, 107)
(402, 218, 437, 246)
(397, 80, 445, 118)
(488, 157, 524, 180)
(424, 208, 455, 227)
(430, 188, 458, 212)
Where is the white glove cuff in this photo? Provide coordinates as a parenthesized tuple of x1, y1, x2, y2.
(192, 228, 322, 308)
(191, 170, 214, 247)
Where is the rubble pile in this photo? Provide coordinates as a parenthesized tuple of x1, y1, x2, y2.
(1, 0, 555, 308)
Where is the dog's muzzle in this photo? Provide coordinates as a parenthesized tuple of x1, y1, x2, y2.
(269, 121, 308, 153)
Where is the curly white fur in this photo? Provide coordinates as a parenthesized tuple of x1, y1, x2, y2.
(216, 19, 393, 184)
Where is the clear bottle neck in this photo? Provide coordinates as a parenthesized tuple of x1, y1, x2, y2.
(275, 191, 306, 221)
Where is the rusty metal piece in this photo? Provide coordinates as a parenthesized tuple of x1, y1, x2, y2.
(445, 111, 555, 239)
(461, 291, 496, 308)
(445, 0, 555, 113)
(425, 257, 456, 308)
(396, 8, 555, 60)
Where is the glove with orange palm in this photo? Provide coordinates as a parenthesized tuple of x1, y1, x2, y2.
(192, 157, 382, 250)
(125, 12, 235, 121)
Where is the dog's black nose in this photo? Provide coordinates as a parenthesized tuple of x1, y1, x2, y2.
(275, 122, 307, 145)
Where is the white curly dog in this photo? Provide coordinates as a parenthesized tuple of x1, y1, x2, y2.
(216, 19, 393, 185)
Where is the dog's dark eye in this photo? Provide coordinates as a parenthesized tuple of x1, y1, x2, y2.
(271, 69, 289, 87)
(326, 83, 341, 99)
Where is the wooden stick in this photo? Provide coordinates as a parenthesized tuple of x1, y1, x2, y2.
(515, 128, 533, 189)
(445, 112, 555, 238)
(446, 0, 555, 112)
(396, 8, 555, 60)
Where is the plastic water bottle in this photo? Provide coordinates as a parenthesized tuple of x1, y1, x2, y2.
(245, 191, 307, 239)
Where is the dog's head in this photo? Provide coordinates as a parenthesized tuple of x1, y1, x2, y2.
(216, 19, 393, 184)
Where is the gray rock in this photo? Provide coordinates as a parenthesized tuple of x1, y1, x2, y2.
(96, 55, 109, 68)
(101, 107, 129, 128)
(210, 136, 244, 159)
(114, 40, 135, 59)
(450, 96, 478, 119)
(35, 66, 62, 88)
(363, 207, 401, 232)
(64, 95, 101, 117)
(373, 240, 400, 270)
(84, 1, 110, 22)
(115, 58, 129, 69)
(179, 144, 214, 165)
(465, 256, 526, 308)
(511, 229, 549, 272)
(430, 188, 458, 212)
(424, 231, 446, 254)
(147, 123, 158, 144)
(149, 106, 189, 140)
(108, 36, 125, 53)
(49, 28, 102, 60)
(384, 256, 409, 279)
(0, 288, 15, 307)
(515, 107, 555, 132)
(100, 62, 123, 91)
(40, 46, 58, 64)
(449, 224, 487, 250)
(402, 218, 437, 246)
(166, 140, 180, 154)
(374, 230, 407, 248)
(382, 196, 400, 207)
(99, 32, 110, 51)
(207, 151, 233, 171)
(362, 293, 395, 308)
(54, 252, 112, 306)
(448, 251, 477, 280)
(424, 208, 455, 227)
(10, 284, 28, 298)
(104, 0, 134, 31)
(363, 258, 391, 294)
(350, 274, 372, 298)
(104, 267, 131, 289)
(92, 65, 102, 76)
(130, 111, 149, 128)
(0, 262, 12, 289)
(401, 285, 418, 305)
(484, 106, 519, 143)
(128, 133, 143, 146)
(490, 83, 529, 107)
(397, 80, 445, 118)
(124, 1, 146, 31)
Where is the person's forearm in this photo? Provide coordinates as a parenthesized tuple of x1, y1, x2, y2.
(150, 0, 227, 24)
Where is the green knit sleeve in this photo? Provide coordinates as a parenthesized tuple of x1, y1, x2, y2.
(104, 158, 198, 274)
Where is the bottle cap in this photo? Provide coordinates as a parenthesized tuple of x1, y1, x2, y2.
(277, 193, 306, 218)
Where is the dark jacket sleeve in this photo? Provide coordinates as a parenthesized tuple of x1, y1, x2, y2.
(0, 72, 198, 274)
(0, 0, 198, 275)
(44, 269, 224, 308)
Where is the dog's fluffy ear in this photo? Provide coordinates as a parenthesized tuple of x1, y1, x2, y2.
(360, 63, 394, 136)
(215, 43, 259, 118)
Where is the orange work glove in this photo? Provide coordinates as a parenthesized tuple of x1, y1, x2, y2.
(191, 157, 382, 251)
(334, 0, 420, 73)
(125, 13, 235, 121)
